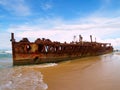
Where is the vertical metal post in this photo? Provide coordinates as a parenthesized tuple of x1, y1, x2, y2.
(90, 35, 92, 43)
(11, 33, 15, 42)
(79, 35, 83, 42)
(95, 37, 96, 42)
(73, 35, 76, 43)
(10, 33, 15, 65)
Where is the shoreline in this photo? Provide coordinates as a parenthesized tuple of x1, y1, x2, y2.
(37, 53, 120, 90)
(38, 56, 101, 90)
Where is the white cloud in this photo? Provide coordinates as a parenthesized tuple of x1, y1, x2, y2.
(88, 0, 120, 18)
(41, 1, 53, 10)
(0, 0, 30, 16)
(6, 15, 120, 49)
(1, 0, 120, 50)
(101, 38, 120, 49)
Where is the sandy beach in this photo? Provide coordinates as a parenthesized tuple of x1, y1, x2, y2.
(38, 53, 120, 90)
(0, 52, 120, 90)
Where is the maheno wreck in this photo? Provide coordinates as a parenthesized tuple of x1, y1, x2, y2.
(10, 33, 113, 65)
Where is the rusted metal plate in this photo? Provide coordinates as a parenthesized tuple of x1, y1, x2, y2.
(10, 33, 113, 65)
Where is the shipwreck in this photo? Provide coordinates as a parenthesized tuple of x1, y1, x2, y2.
(10, 33, 113, 65)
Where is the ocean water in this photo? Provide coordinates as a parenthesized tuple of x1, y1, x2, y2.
(1, 50, 120, 90)
(0, 50, 53, 90)
(0, 51, 12, 69)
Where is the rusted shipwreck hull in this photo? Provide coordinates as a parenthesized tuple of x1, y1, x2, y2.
(10, 33, 113, 65)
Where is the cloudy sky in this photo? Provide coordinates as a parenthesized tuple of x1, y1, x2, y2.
(0, 0, 120, 49)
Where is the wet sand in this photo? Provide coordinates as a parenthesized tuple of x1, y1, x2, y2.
(39, 52, 120, 90)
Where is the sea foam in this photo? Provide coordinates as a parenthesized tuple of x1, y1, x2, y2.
(0, 67, 48, 90)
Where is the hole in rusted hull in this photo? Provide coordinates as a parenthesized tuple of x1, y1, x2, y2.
(33, 56, 39, 63)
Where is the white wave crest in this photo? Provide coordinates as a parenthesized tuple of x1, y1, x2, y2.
(0, 50, 12, 54)
(32, 63, 58, 68)
(21, 63, 58, 69)
(5, 50, 12, 54)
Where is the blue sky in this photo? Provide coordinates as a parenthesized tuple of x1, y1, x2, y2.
(0, 0, 120, 49)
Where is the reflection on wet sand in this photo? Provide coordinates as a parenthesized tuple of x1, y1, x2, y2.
(39, 52, 120, 90)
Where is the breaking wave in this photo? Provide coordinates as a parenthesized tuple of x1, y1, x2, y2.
(0, 50, 12, 54)
(26, 63, 58, 68)
(0, 67, 48, 90)
(0, 51, 12, 69)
